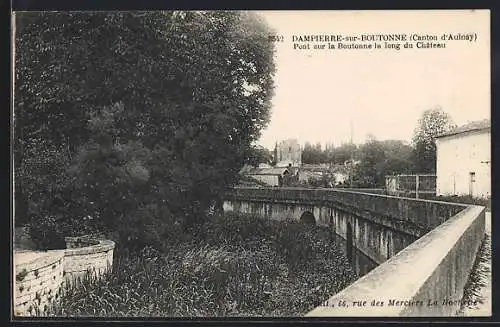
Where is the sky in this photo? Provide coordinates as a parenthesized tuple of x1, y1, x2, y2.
(254, 10, 490, 149)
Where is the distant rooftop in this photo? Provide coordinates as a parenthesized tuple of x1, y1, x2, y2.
(240, 166, 291, 176)
(436, 119, 490, 138)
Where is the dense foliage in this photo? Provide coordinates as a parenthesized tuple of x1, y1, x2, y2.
(246, 145, 274, 167)
(295, 107, 456, 187)
(302, 142, 357, 165)
(411, 107, 456, 173)
(43, 213, 356, 317)
(297, 106, 455, 188)
(350, 138, 415, 188)
(14, 11, 276, 248)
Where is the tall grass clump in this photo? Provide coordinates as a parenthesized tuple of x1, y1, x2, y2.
(46, 213, 357, 317)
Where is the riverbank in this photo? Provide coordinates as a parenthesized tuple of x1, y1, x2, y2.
(42, 213, 356, 317)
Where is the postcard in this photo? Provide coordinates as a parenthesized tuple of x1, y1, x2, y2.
(12, 9, 491, 319)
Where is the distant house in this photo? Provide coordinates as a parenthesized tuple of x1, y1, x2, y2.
(330, 164, 350, 185)
(333, 172, 348, 185)
(435, 119, 490, 198)
(275, 139, 302, 167)
(297, 164, 348, 187)
(239, 165, 299, 187)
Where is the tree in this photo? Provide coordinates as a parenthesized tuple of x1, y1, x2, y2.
(350, 139, 414, 188)
(351, 137, 386, 187)
(326, 143, 357, 165)
(380, 140, 415, 175)
(246, 145, 273, 167)
(302, 142, 326, 164)
(411, 107, 455, 173)
(15, 11, 276, 246)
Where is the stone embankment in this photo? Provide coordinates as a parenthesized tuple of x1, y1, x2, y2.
(13, 235, 115, 316)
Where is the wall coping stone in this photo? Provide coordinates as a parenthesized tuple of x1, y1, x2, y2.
(229, 186, 469, 207)
(14, 235, 115, 316)
(64, 239, 115, 256)
(14, 250, 65, 274)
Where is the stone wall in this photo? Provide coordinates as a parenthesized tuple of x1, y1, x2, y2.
(63, 236, 115, 283)
(227, 187, 467, 231)
(13, 236, 115, 316)
(14, 251, 65, 316)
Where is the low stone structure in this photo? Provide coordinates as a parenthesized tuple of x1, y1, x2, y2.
(13, 235, 115, 316)
(13, 251, 65, 316)
(63, 236, 115, 284)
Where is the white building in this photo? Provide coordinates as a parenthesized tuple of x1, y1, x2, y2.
(435, 119, 490, 198)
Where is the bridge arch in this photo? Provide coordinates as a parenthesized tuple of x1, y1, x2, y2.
(299, 211, 316, 225)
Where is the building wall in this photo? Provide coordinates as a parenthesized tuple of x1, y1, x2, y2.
(251, 174, 280, 186)
(436, 130, 490, 198)
(277, 139, 302, 167)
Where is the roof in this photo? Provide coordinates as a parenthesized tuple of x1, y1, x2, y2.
(241, 167, 290, 176)
(436, 119, 490, 138)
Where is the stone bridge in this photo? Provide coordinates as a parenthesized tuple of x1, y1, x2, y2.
(223, 187, 486, 317)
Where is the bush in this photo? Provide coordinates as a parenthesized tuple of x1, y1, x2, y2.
(111, 202, 187, 254)
(27, 213, 105, 250)
(26, 215, 66, 250)
(43, 213, 356, 317)
(200, 212, 273, 246)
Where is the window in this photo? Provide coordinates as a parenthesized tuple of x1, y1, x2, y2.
(469, 172, 476, 197)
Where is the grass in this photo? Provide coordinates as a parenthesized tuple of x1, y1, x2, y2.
(457, 233, 491, 315)
(44, 212, 356, 317)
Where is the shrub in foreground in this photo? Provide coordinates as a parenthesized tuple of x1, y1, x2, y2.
(45, 213, 356, 317)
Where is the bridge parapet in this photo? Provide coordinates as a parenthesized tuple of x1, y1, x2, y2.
(227, 187, 467, 231)
(306, 205, 485, 317)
